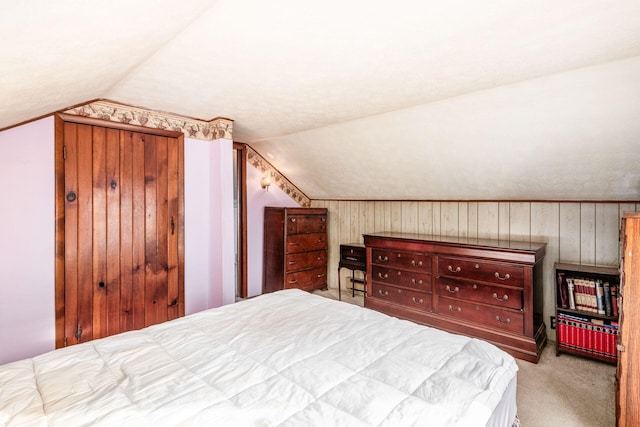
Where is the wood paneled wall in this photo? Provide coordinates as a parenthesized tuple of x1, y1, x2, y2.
(310, 200, 639, 340)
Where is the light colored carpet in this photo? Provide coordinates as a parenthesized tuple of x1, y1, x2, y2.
(314, 289, 616, 427)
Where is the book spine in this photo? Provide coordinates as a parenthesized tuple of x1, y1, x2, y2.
(603, 281, 613, 316)
(595, 279, 605, 315)
(611, 285, 619, 317)
(558, 272, 568, 308)
(567, 279, 576, 310)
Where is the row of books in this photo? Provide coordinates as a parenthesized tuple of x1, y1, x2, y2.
(557, 272, 618, 317)
(557, 312, 618, 360)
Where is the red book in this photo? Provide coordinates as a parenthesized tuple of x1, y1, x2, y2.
(611, 286, 619, 317)
(595, 326, 603, 355)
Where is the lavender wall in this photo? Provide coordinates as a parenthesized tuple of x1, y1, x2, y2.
(0, 122, 233, 365)
(246, 164, 299, 297)
(0, 117, 55, 364)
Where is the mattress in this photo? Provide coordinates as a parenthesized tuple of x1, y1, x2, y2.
(0, 289, 518, 426)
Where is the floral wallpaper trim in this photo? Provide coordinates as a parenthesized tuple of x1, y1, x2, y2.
(247, 147, 311, 207)
(64, 100, 233, 141)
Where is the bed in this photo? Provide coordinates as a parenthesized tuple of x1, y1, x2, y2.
(0, 289, 518, 426)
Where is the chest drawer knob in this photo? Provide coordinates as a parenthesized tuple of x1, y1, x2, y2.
(494, 272, 511, 280)
(472, 284, 478, 289)
(411, 278, 423, 285)
(495, 316, 511, 324)
(492, 292, 509, 301)
(378, 272, 389, 279)
(411, 259, 423, 267)
(448, 305, 462, 312)
(445, 285, 459, 293)
(378, 289, 389, 296)
(412, 297, 424, 304)
(448, 265, 461, 273)
(378, 255, 389, 262)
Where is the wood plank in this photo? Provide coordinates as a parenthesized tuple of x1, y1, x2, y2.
(76, 124, 94, 343)
(580, 203, 596, 265)
(119, 131, 134, 332)
(440, 202, 458, 237)
(432, 202, 441, 236)
(349, 201, 360, 243)
(417, 202, 433, 235)
(401, 201, 418, 233)
(144, 134, 158, 327)
(106, 128, 121, 335)
(498, 202, 510, 240)
(477, 202, 499, 239)
(91, 126, 107, 340)
(177, 134, 185, 317)
(363, 201, 375, 240)
(54, 115, 66, 348)
(132, 131, 146, 329)
(559, 202, 581, 264)
(390, 201, 402, 232)
(596, 203, 620, 267)
(467, 202, 478, 238)
(509, 202, 531, 242)
(167, 136, 179, 320)
(63, 122, 79, 346)
(156, 136, 169, 323)
(458, 202, 469, 238)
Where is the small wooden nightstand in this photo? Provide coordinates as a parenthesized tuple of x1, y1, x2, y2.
(338, 243, 366, 301)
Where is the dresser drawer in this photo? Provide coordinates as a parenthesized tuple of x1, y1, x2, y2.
(372, 265, 432, 293)
(371, 249, 432, 273)
(285, 266, 327, 290)
(371, 283, 432, 311)
(286, 233, 327, 253)
(436, 277, 523, 310)
(439, 296, 524, 334)
(286, 214, 327, 234)
(437, 256, 524, 287)
(286, 250, 327, 272)
(339, 244, 366, 266)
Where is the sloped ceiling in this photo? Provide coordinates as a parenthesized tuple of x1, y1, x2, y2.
(2, 0, 640, 200)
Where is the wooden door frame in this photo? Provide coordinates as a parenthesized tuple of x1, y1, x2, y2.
(233, 142, 248, 298)
(54, 113, 185, 348)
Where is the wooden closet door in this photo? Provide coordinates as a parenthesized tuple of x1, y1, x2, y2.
(55, 115, 184, 347)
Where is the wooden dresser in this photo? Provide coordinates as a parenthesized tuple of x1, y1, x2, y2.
(617, 213, 640, 427)
(364, 232, 547, 363)
(263, 207, 328, 293)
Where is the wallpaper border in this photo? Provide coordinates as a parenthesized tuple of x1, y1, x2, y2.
(64, 100, 233, 141)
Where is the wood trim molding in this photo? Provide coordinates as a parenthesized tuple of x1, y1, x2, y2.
(246, 146, 311, 207)
(233, 142, 248, 298)
(63, 100, 233, 141)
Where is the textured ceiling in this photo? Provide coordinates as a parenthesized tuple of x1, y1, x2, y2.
(2, 0, 640, 200)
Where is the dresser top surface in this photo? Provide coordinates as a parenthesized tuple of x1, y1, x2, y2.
(363, 232, 546, 253)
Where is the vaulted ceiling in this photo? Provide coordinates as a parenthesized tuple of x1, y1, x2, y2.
(2, 0, 640, 200)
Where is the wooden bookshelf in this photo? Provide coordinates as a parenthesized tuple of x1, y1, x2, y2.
(554, 262, 620, 364)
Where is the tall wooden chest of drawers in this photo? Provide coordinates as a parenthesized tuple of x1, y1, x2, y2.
(364, 232, 547, 363)
(263, 207, 328, 293)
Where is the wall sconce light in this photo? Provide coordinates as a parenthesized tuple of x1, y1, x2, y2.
(260, 175, 272, 191)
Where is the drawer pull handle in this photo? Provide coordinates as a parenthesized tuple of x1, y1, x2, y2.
(411, 260, 423, 267)
(290, 218, 296, 222)
(494, 272, 511, 280)
(412, 297, 424, 304)
(448, 305, 462, 313)
(492, 292, 509, 301)
(288, 261, 297, 265)
(378, 255, 389, 262)
(317, 274, 325, 278)
(289, 279, 298, 284)
(289, 242, 298, 245)
(448, 265, 461, 273)
(317, 239, 324, 243)
(320, 217, 326, 221)
(378, 272, 389, 279)
(346, 256, 359, 261)
(495, 316, 511, 324)
(445, 285, 459, 293)
(378, 289, 389, 296)
(317, 256, 325, 260)
(411, 278, 423, 285)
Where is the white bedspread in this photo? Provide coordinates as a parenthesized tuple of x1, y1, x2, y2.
(0, 289, 517, 426)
